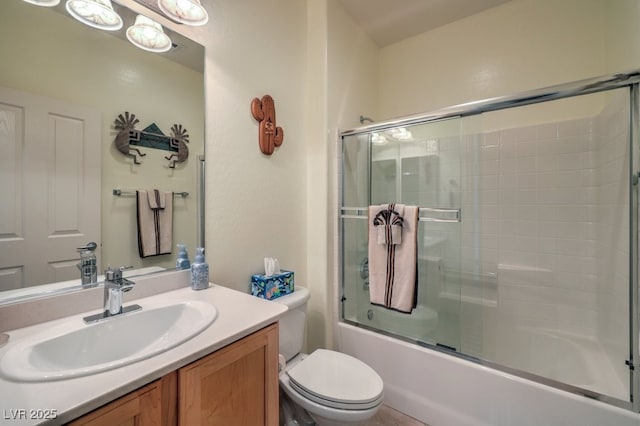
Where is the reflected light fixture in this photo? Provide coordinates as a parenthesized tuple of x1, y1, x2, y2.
(387, 127, 413, 141)
(65, 0, 123, 31)
(21, 0, 61, 6)
(158, 0, 208, 26)
(126, 15, 172, 53)
(371, 132, 388, 145)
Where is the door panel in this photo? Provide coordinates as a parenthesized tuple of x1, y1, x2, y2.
(0, 86, 100, 291)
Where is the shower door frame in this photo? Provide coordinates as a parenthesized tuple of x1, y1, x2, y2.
(339, 70, 640, 412)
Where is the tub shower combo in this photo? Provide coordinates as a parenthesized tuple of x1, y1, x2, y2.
(338, 71, 640, 424)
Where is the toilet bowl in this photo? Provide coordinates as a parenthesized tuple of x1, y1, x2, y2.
(271, 287, 384, 425)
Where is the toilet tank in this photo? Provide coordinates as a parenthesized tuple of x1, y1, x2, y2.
(271, 286, 309, 361)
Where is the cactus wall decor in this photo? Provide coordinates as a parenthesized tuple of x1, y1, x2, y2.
(250, 95, 284, 155)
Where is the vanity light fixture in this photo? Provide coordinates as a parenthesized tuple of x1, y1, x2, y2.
(65, 0, 123, 31)
(158, 0, 208, 26)
(126, 15, 173, 53)
(21, 0, 61, 6)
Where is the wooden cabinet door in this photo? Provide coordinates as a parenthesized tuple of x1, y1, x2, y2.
(178, 323, 279, 426)
(68, 379, 161, 426)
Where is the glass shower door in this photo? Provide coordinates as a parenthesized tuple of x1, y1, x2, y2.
(340, 75, 640, 412)
(341, 117, 463, 352)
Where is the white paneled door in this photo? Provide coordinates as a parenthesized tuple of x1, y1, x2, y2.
(0, 86, 100, 292)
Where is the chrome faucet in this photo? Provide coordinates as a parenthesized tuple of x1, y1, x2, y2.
(76, 242, 98, 286)
(83, 266, 141, 323)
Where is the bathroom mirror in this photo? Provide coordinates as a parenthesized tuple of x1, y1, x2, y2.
(0, 0, 205, 304)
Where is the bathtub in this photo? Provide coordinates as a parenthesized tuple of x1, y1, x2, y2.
(354, 304, 439, 341)
(494, 326, 626, 401)
(337, 322, 640, 426)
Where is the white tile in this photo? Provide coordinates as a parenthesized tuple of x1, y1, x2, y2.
(517, 173, 538, 189)
(518, 124, 539, 142)
(553, 170, 583, 188)
(499, 159, 518, 175)
(515, 220, 539, 237)
(557, 152, 585, 170)
(516, 189, 538, 204)
(500, 127, 520, 144)
(483, 131, 500, 147)
(516, 156, 537, 173)
(480, 190, 499, 204)
(516, 141, 538, 158)
(538, 238, 557, 254)
(536, 154, 558, 172)
(515, 205, 538, 221)
(480, 144, 500, 161)
(481, 159, 500, 175)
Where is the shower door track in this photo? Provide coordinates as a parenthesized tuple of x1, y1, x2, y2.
(340, 70, 640, 136)
(339, 69, 640, 413)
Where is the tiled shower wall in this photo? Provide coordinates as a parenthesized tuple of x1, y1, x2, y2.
(455, 90, 630, 385)
(463, 116, 601, 333)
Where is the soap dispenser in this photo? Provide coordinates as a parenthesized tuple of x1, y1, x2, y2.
(176, 244, 190, 269)
(191, 247, 209, 290)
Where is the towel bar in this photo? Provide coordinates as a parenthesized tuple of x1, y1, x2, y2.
(112, 189, 189, 198)
(340, 206, 461, 223)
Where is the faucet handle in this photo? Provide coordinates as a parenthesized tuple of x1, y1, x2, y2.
(105, 266, 135, 284)
(104, 266, 116, 281)
(118, 266, 135, 290)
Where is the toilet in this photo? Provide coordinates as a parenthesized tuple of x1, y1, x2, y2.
(272, 287, 384, 426)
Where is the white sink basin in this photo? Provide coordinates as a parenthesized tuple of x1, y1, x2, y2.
(0, 300, 217, 382)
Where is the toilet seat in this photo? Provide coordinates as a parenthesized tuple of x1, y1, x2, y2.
(286, 349, 384, 410)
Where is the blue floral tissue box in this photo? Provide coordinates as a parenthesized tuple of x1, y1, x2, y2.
(251, 270, 294, 300)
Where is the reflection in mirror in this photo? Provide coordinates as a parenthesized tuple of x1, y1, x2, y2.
(0, 0, 204, 304)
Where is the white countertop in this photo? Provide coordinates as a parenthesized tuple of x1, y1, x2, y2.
(0, 284, 287, 425)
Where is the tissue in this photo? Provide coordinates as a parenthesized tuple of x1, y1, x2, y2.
(251, 257, 294, 300)
(264, 257, 281, 277)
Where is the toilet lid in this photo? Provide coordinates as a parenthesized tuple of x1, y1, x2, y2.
(286, 349, 384, 410)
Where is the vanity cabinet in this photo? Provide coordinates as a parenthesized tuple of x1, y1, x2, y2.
(67, 323, 279, 426)
(178, 322, 279, 425)
(67, 379, 162, 426)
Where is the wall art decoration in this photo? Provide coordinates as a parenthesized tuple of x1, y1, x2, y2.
(251, 95, 284, 156)
(113, 111, 189, 167)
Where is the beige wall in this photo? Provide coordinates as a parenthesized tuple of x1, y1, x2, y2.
(378, 0, 614, 121)
(202, 0, 309, 303)
(195, 0, 377, 352)
(606, 0, 640, 73)
(325, 0, 380, 348)
(305, 0, 331, 351)
(0, 1, 204, 272)
(327, 0, 380, 131)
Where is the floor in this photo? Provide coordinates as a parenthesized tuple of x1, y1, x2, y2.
(369, 405, 427, 426)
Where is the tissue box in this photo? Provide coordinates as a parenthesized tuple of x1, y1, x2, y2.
(251, 270, 294, 300)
